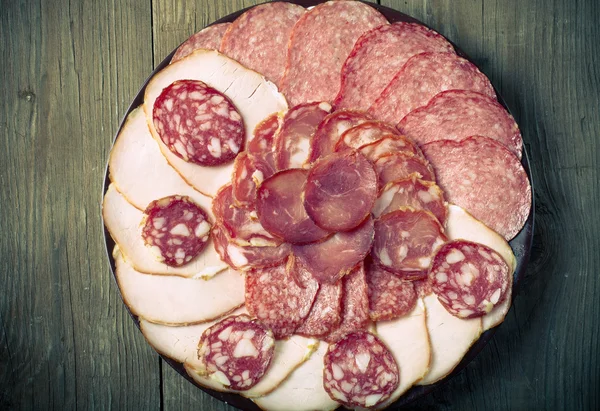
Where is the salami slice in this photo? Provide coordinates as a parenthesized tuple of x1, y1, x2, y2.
(231, 152, 276, 206)
(372, 208, 447, 279)
(368, 52, 496, 124)
(197, 314, 275, 390)
(421, 135, 531, 240)
(171, 23, 231, 63)
(295, 281, 343, 338)
(366, 259, 417, 321)
(245, 260, 319, 339)
(375, 152, 436, 189)
(219, 2, 305, 86)
(323, 331, 399, 408)
(335, 22, 455, 111)
(256, 169, 330, 244)
(141, 195, 211, 267)
(335, 120, 400, 152)
(274, 102, 332, 169)
(430, 240, 510, 318)
(397, 90, 523, 158)
(304, 150, 377, 232)
(280, 1, 388, 106)
(293, 216, 374, 285)
(359, 135, 422, 163)
(153, 79, 244, 166)
(247, 113, 281, 155)
(307, 110, 372, 164)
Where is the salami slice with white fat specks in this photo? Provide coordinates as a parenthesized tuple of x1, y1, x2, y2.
(430, 240, 510, 318)
(366, 258, 417, 321)
(152, 80, 244, 166)
(231, 152, 276, 206)
(141, 195, 211, 267)
(324, 331, 399, 408)
(197, 314, 275, 390)
(375, 152, 436, 189)
(295, 280, 343, 338)
(171, 23, 231, 63)
(359, 135, 423, 163)
(247, 113, 281, 155)
(335, 120, 400, 152)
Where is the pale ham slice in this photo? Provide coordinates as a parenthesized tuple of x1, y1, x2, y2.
(375, 299, 431, 408)
(143, 49, 288, 197)
(103, 184, 227, 278)
(253, 341, 339, 411)
(114, 248, 244, 325)
(108, 107, 211, 211)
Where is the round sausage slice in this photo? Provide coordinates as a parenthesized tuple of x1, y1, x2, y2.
(231, 152, 276, 206)
(366, 259, 417, 321)
(171, 23, 231, 63)
(247, 113, 281, 155)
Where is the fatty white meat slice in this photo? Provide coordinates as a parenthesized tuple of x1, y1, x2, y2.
(103, 184, 227, 278)
(114, 248, 244, 325)
(143, 49, 288, 197)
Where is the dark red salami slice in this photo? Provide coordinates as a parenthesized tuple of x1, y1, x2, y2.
(397, 90, 523, 158)
(375, 152, 436, 189)
(366, 258, 417, 321)
(219, 2, 305, 86)
(256, 169, 330, 244)
(372, 208, 447, 279)
(295, 281, 343, 338)
(231, 152, 276, 206)
(197, 314, 275, 390)
(247, 113, 281, 155)
(153, 80, 244, 166)
(368, 52, 496, 124)
(171, 23, 231, 63)
(141, 195, 211, 267)
(293, 217, 374, 285)
(304, 150, 377, 232)
(421, 135, 531, 240)
(335, 22, 455, 111)
(359, 135, 422, 163)
(307, 110, 372, 164)
(280, 1, 388, 106)
(274, 102, 332, 169)
(373, 176, 448, 225)
(245, 259, 318, 339)
(414, 277, 433, 298)
(323, 331, 399, 408)
(335, 120, 400, 152)
(430, 240, 510, 318)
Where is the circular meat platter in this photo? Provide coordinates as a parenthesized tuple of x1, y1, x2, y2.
(102, 1, 534, 409)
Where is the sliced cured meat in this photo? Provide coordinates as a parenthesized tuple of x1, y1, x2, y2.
(197, 314, 275, 390)
(482, 273, 513, 331)
(335, 22, 455, 111)
(366, 259, 417, 321)
(280, 1, 388, 106)
(256, 169, 329, 244)
(143, 50, 287, 197)
(274, 102, 332, 169)
(397, 90, 523, 158)
(421, 135, 531, 240)
(141, 195, 211, 267)
(231, 151, 276, 206)
(304, 150, 377, 232)
(245, 260, 318, 339)
(247, 113, 281, 155)
(335, 120, 399, 151)
(308, 109, 372, 164)
(323, 331, 399, 408)
(375, 152, 436, 188)
(219, 2, 305, 86)
(171, 23, 231, 63)
(359, 135, 422, 163)
(430, 240, 510, 318)
(295, 281, 343, 338)
(153, 79, 244, 166)
(373, 177, 447, 225)
(368, 52, 496, 124)
(372, 208, 447, 279)
(293, 216, 374, 284)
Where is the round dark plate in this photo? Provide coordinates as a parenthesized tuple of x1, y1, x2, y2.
(102, 1, 535, 409)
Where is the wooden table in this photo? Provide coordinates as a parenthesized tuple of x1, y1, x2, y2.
(1, 0, 598, 409)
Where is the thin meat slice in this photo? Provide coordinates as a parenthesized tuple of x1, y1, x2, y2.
(295, 281, 343, 338)
(421, 135, 531, 240)
(308, 110, 373, 164)
(323, 331, 399, 408)
(335, 22, 455, 111)
(219, 2, 305, 86)
(366, 259, 417, 321)
(430, 240, 510, 318)
(372, 208, 447, 279)
(375, 152, 436, 189)
(335, 120, 400, 151)
(247, 113, 281, 155)
(359, 135, 422, 163)
(274, 102, 332, 169)
(231, 151, 276, 206)
(368, 52, 496, 124)
(304, 150, 377, 232)
(153, 79, 244, 166)
(397, 90, 523, 158)
(172, 23, 231, 63)
(256, 169, 330, 244)
(197, 314, 275, 390)
(280, 1, 388, 106)
(293, 216, 374, 285)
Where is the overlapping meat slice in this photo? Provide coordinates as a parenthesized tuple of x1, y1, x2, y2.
(335, 120, 400, 151)
(231, 151, 276, 206)
(295, 278, 343, 339)
(375, 152, 436, 189)
(366, 259, 417, 321)
(247, 113, 281, 155)
(359, 134, 422, 163)
(172, 23, 231, 63)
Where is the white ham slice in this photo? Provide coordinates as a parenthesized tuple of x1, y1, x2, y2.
(103, 184, 227, 278)
(114, 248, 244, 325)
(143, 49, 288, 197)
